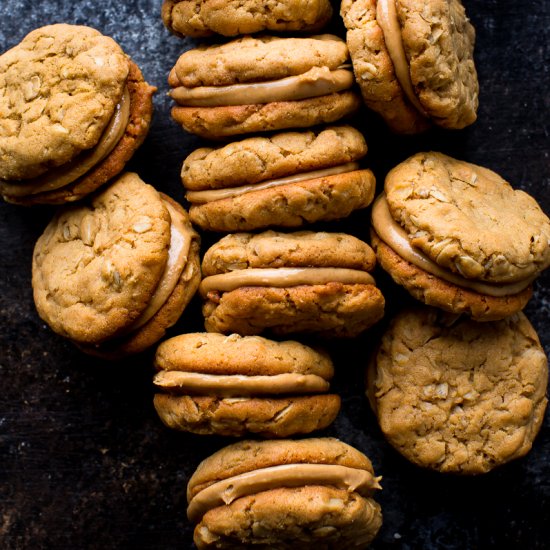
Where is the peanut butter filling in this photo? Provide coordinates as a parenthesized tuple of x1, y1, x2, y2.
(186, 162, 360, 204)
(170, 67, 354, 107)
(371, 195, 535, 296)
(1, 87, 131, 197)
(125, 199, 193, 332)
(187, 463, 382, 523)
(376, 0, 428, 117)
(154, 371, 329, 396)
(199, 267, 376, 297)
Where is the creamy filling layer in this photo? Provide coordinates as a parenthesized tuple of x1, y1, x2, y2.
(187, 463, 382, 523)
(199, 267, 376, 297)
(371, 195, 535, 296)
(1, 87, 131, 197)
(170, 67, 354, 107)
(124, 199, 193, 333)
(186, 162, 360, 204)
(153, 371, 330, 396)
(376, 0, 428, 117)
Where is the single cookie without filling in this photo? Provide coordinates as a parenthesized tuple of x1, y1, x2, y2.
(367, 308, 549, 474)
(341, 0, 478, 133)
(32, 172, 201, 358)
(182, 125, 376, 232)
(162, 0, 333, 37)
(153, 332, 340, 437)
(371, 152, 550, 320)
(0, 24, 156, 205)
(187, 438, 383, 549)
(168, 35, 361, 139)
(200, 230, 385, 337)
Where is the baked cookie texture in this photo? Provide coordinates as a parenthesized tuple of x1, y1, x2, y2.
(341, 0, 478, 133)
(153, 333, 340, 437)
(168, 35, 361, 139)
(371, 152, 550, 320)
(200, 231, 385, 338)
(162, 0, 333, 37)
(32, 172, 201, 358)
(367, 308, 548, 474)
(187, 438, 382, 549)
(0, 24, 155, 205)
(182, 126, 376, 231)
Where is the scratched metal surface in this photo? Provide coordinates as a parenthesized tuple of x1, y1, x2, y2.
(0, 1, 548, 548)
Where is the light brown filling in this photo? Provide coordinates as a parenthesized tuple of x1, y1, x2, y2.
(187, 463, 382, 523)
(1, 88, 131, 197)
(371, 195, 535, 296)
(199, 267, 376, 297)
(124, 199, 193, 332)
(376, 0, 428, 117)
(153, 371, 329, 396)
(186, 162, 360, 204)
(170, 67, 354, 107)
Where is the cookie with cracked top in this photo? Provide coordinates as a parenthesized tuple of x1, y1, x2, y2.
(187, 438, 382, 548)
(370, 151, 550, 320)
(168, 35, 361, 139)
(162, 0, 333, 37)
(341, 0, 478, 133)
(153, 332, 340, 437)
(200, 230, 385, 338)
(182, 125, 376, 232)
(0, 24, 155, 205)
(32, 172, 201, 358)
(367, 307, 548, 474)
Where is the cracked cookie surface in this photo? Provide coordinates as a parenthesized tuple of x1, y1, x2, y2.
(0, 24, 129, 180)
(367, 308, 548, 474)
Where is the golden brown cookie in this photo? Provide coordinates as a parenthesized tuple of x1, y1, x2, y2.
(341, 0, 478, 133)
(370, 152, 550, 320)
(162, 0, 333, 37)
(168, 35, 361, 139)
(0, 24, 155, 205)
(182, 126, 376, 231)
(200, 231, 385, 337)
(367, 308, 548, 474)
(32, 172, 201, 358)
(187, 438, 383, 548)
(153, 332, 340, 437)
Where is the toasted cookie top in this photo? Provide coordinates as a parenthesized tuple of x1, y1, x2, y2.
(32, 172, 171, 344)
(384, 152, 550, 283)
(188, 437, 375, 500)
(181, 126, 367, 191)
(0, 24, 129, 181)
(368, 308, 548, 474)
(162, 0, 333, 37)
(169, 35, 349, 88)
(155, 332, 333, 378)
(202, 231, 377, 275)
(397, 0, 478, 128)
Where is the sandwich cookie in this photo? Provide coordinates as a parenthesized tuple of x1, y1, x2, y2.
(168, 35, 361, 139)
(32, 172, 201, 358)
(341, 0, 478, 133)
(371, 152, 550, 320)
(200, 230, 385, 337)
(162, 0, 333, 37)
(182, 125, 376, 232)
(153, 332, 340, 437)
(187, 438, 382, 549)
(0, 24, 155, 205)
(367, 308, 549, 474)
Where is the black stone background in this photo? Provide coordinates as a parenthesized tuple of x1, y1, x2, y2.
(0, 1, 549, 548)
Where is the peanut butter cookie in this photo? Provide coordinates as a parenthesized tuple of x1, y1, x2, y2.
(187, 438, 382, 548)
(367, 308, 548, 474)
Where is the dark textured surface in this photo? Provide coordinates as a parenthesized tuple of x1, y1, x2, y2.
(0, 1, 549, 548)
